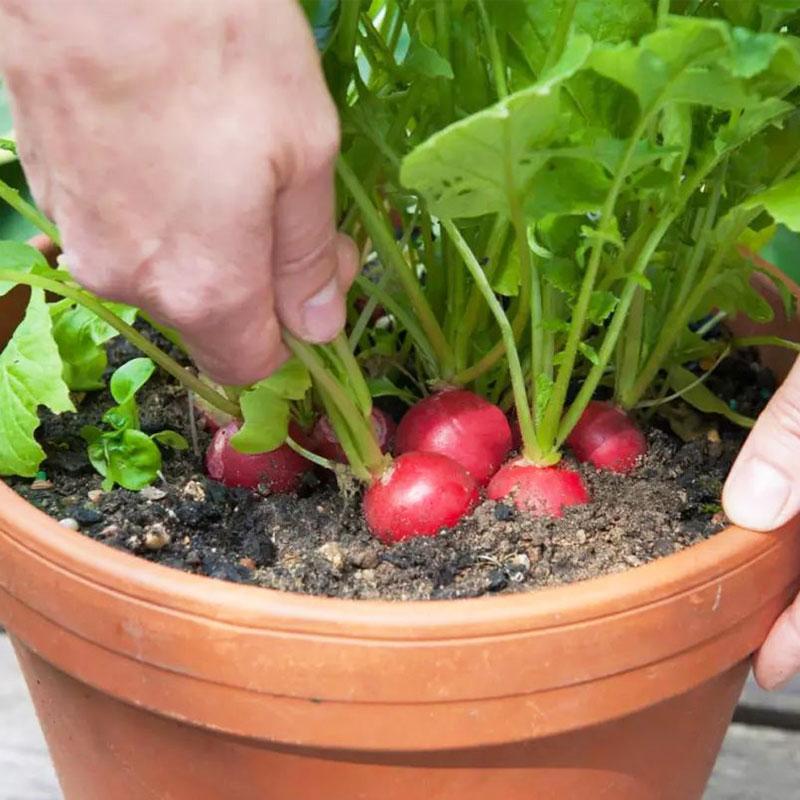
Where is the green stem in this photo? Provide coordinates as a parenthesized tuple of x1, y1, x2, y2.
(443, 219, 554, 464)
(286, 435, 340, 473)
(454, 217, 508, 368)
(0, 178, 61, 246)
(283, 332, 384, 479)
(476, 0, 508, 99)
(615, 285, 645, 403)
(543, 0, 578, 72)
(336, 157, 453, 376)
(332, 333, 372, 417)
(0, 269, 239, 417)
(539, 115, 650, 451)
(731, 336, 800, 354)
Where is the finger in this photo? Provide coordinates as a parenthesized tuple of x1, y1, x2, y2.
(335, 232, 360, 291)
(754, 600, 800, 690)
(273, 167, 353, 343)
(722, 356, 800, 531)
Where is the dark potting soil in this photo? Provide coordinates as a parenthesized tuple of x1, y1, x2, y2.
(8, 330, 771, 601)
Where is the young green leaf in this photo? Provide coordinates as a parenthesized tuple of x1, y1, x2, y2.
(110, 357, 156, 405)
(743, 171, 800, 232)
(0, 241, 50, 296)
(150, 430, 189, 450)
(85, 428, 164, 492)
(667, 365, 755, 428)
(402, 36, 454, 79)
(231, 383, 291, 455)
(0, 290, 74, 477)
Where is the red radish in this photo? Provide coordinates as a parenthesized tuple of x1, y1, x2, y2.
(566, 401, 647, 473)
(395, 389, 512, 486)
(487, 459, 590, 517)
(311, 408, 396, 462)
(205, 421, 312, 493)
(364, 451, 479, 543)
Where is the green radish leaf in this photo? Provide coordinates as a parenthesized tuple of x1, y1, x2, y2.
(541, 257, 581, 297)
(252, 357, 311, 400)
(0, 290, 74, 476)
(151, 430, 189, 450)
(0, 139, 15, 155)
(231, 384, 290, 454)
(110, 358, 156, 405)
(402, 36, 454, 79)
(492, 247, 521, 297)
(578, 341, 601, 365)
(525, 158, 610, 219)
(85, 428, 163, 491)
(743, 171, 800, 232)
(366, 377, 416, 405)
(588, 290, 619, 325)
(51, 301, 138, 391)
(667, 366, 755, 428)
(400, 34, 592, 218)
(0, 241, 50, 296)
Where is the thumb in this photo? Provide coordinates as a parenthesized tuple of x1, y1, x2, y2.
(272, 165, 359, 344)
(722, 356, 800, 531)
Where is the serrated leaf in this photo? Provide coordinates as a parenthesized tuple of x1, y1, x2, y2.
(588, 290, 619, 325)
(231, 384, 290, 454)
(0, 290, 74, 476)
(667, 365, 755, 428)
(541, 257, 582, 296)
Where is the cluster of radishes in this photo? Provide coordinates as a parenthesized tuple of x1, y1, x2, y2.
(204, 388, 646, 545)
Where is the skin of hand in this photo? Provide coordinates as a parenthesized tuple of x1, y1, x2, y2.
(0, 0, 358, 385)
(723, 355, 800, 690)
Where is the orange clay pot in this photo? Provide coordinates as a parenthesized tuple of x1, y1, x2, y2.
(1, 255, 799, 799)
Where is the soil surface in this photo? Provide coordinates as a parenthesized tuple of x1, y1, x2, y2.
(8, 329, 771, 600)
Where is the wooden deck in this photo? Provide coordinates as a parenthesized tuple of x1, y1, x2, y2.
(0, 634, 796, 799)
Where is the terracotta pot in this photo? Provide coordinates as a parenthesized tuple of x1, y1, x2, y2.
(1, 260, 800, 799)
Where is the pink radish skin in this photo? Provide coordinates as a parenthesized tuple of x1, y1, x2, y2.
(205, 421, 312, 494)
(487, 458, 590, 517)
(311, 408, 396, 463)
(395, 390, 512, 486)
(364, 452, 479, 544)
(566, 401, 647, 473)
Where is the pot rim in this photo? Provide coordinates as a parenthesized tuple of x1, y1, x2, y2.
(0, 479, 793, 640)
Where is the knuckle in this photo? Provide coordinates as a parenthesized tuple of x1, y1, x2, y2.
(295, 119, 340, 178)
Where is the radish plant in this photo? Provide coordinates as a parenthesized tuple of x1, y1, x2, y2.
(1, 0, 800, 539)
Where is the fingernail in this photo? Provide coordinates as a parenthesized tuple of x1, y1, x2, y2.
(725, 458, 791, 531)
(302, 278, 344, 342)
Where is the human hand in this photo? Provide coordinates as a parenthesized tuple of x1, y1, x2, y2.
(0, 0, 358, 385)
(723, 356, 800, 689)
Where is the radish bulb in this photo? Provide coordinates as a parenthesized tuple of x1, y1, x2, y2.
(566, 401, 647, 473)
(364, 451, 479, 543)
(395, 389, 512, 486)
(205, 421, 312, 493)
(487, 458, 590, 517)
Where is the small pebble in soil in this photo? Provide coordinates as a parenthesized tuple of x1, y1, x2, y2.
(317, 541, 346, 572)
(209, 563, 250, 583)
(31, 479, 54, 491)
(143, 524, 171, 551)
(58, 517, 80, 531)
(493, 503, 515, 522)
(87, 489, 104, 504)
(70, 506, 104, 526)
(487, 569, 509, 592)
(140, 486, 167, 501)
